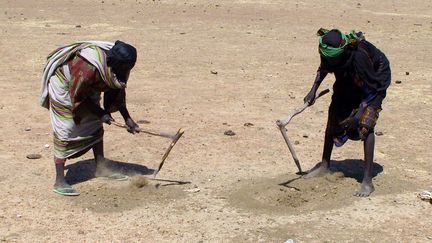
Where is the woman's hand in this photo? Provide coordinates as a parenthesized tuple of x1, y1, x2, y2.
(125, 117, 140, 134)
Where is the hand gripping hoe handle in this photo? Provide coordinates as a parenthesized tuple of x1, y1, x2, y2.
(276, 89, 330, 174)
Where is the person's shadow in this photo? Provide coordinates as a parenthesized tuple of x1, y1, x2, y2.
(64, 159, 155, 185)
(329, 159, 383, 182)
(279, 159, 384, 188)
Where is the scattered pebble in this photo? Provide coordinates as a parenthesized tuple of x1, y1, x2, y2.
(395, 80, 402, 84)
(302, 134, 309, 138)
(26, 154, 42, 159)
(179, 32, 186, 35)
(75, 25, 82, 28)
(210, 70, 218, 75)
(244, 122, 254, 127)
(294, 140, 300, 145)
(375, 131, 384, 136)
(44, 144, 50, 148)
(405, 72, 410, 75)
(24, 127, 31, 131)
(224, 130, 236, 136)
(184, 188, 200, 193)
(136, 119, 150, 124)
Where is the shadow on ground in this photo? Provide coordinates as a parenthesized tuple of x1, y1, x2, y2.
(65, 160, 190, 213)
(328, 159, 384, 182)
(65, 159, 154, 185)
(279, 159, 383, 189)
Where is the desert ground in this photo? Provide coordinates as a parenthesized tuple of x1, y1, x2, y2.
(0, 0, 431, 242)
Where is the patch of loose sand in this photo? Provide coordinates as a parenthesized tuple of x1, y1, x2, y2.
(229, 171, 418, 215)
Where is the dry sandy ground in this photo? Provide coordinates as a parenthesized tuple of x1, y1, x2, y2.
(0, 0, 431, 242)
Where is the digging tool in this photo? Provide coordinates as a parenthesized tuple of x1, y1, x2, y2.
(276, 89, 330, 174)
(111, 121, 184, 178)
(153, 128, 184, 178)
(111, 121, 177, 139)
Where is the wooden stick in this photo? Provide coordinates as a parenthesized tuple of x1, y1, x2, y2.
(110, 120, 185, 177)
(111, 121, 176, 139)
(153, 128, 184, 178)
(276, 89, 330, 174)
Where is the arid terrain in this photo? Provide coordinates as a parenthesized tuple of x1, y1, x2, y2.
(0, 0, 431, 242)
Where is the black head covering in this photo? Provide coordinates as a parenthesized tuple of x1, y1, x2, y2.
(322, 29, 343, 48)
(320, 29, 355, 71)
(107, 40, 137, 67)
(107, 40, 137, 83)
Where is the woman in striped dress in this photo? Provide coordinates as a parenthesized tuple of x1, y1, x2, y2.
(40, 41, 140, 196)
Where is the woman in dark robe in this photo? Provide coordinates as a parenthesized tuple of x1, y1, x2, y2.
(303, 29, 391, 197)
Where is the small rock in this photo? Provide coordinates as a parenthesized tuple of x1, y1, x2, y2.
(302, 134, 309, 138)
(24, 127, 31, 131)
(224, 130, 236, 136)
(375, 131, 384, 136)
(26, 154, 42, 159)
(243, 122, 254, 127)
(395, 80, 402, 84)
(136, 119, 150, 124)
(179, 32, 186, 35)
(184, 188, 200, 193)
(44, 144, 50, 148)
(16, 214, 22, 218)
(210, 70, 218, 75)
(294, 140, 300, 145)
(75, 25, 82, 28)
(405, 72, 410, 75)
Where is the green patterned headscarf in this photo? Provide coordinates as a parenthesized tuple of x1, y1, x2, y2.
(318, 29, 359, 57)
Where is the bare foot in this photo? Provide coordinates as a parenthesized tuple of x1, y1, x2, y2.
(354, 182, 375, 197)
(304, 163, 330, 178)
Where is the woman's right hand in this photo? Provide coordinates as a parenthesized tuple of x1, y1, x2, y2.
(304, 90, 316, 105)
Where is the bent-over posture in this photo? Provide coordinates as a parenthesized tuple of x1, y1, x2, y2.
(40, 41, 140, 196)
(304, 29, 391, 197)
